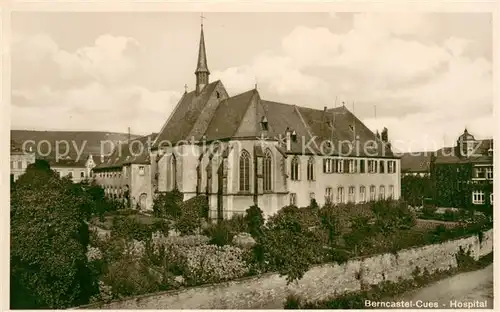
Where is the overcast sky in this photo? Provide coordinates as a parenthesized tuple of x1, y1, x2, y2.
(11, 12, 493, 152)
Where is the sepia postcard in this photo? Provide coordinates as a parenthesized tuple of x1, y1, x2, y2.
(4, 1, 498, 310)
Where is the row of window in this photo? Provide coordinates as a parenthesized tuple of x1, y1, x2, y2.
(290, 157, 397, 181)
(238, 150, 398, 192)
(322, 158, 396, 175)
(58, 171, 88, 179)
(104, 187, 128, 200)
(97, 171, 124, 179)
(472, 191, 493, 205)
(96, 166, 146, 179)
(290, 185, 395, 206)
(10, 160, 28, 170)
(474, 167, 493, 179)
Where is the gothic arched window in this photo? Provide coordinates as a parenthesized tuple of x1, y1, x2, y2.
(263, 149, 272, 191)
(307, 156, 315, 181)
(291, 156, 300, 181)
(239, 150, 250, 192)
(171, 154, 177, 190)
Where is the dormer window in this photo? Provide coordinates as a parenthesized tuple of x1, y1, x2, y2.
(488, 148, 493, 157)
(349, 125, 354, 132)
(261, 116, 269, 131)
(291, 130, 297, 142)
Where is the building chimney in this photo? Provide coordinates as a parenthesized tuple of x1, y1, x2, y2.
(128, 127, 131, 142)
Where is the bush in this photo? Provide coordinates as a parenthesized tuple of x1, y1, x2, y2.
(259, 205, 325, 284)
(178, 244, 248, 285)
(372, 199, 416, 233)
(284, 294, 302, 309)
(111, 216, 151, 241)
(309, 198, 319, 209)
(342, 215, 374, 255)
(422, 204, 437, 217)
(443, 209, 459, 221)
(174, 196, 209, 235)
(101, 257, 160, 298)
(151, 219, 170, 236)
(152, 189, 183, 219)
(204, 221, 234, 246)
(175, 207, 202, 235)
(245, 205, 265, 238)
(226, 214, 248, 233)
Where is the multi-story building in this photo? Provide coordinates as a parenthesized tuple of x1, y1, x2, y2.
(98, 21, 401, 219)
(46, 154, 100, 183)
(92, 134, 155, 210)
(432, 129, 493, 210)
(10, 140, 36, 183)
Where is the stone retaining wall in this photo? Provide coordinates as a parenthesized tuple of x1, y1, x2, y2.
(81, 229, 493, 309)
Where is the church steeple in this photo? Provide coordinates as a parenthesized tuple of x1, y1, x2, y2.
(195, 15, 210, 94)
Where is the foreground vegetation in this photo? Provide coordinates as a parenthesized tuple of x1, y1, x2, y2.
(10, 160, 492, 308)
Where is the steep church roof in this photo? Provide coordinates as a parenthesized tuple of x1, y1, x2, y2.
(153, 81, 220, 147)
(203, 89, 258, 140)
(152, 21, 396, 158)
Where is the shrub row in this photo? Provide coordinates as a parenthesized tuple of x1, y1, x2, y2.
(111, 215, 169, 241)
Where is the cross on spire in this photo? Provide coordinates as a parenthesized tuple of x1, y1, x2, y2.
(200, 12, 206, 26)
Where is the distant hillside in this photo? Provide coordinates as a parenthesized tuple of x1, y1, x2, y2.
(11, 130, 142, 161)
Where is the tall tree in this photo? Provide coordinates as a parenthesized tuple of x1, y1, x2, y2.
(10, 160, 97, 309)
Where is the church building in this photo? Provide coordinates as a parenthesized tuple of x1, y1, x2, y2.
(94, 22, 401, 219)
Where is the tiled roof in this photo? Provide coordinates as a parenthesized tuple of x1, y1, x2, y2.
(153, 84, 395, 158)
(10, 139, 26, 154)
(203, 89, 258, 140)
(434, 138, 493, 165)
(262, 100, 318, 154)
(46, 158, 87, 168)
(95, 133, 157, 169)
(400, 153, 432, 172)
(153, 81, 220, 147)
(296, 105, 394, 157)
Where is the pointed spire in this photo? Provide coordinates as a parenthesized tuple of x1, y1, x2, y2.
(195, 22, 209, 75)
(195, 14, 210, 94)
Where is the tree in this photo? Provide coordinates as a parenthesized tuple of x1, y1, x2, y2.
(259, 206, 322, 284)
(10, 160, 98, 308)
(245, 205, 265, 239)
(152, 189, 183, 219)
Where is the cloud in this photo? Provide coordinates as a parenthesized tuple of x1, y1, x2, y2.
(13, 33, 140, 84)
(12, 32, 182, 134)
(12, 83, 182, 134)
(211, 13, 492, 150)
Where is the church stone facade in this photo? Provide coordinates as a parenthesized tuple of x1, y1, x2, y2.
(94, 23, 401, 219)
